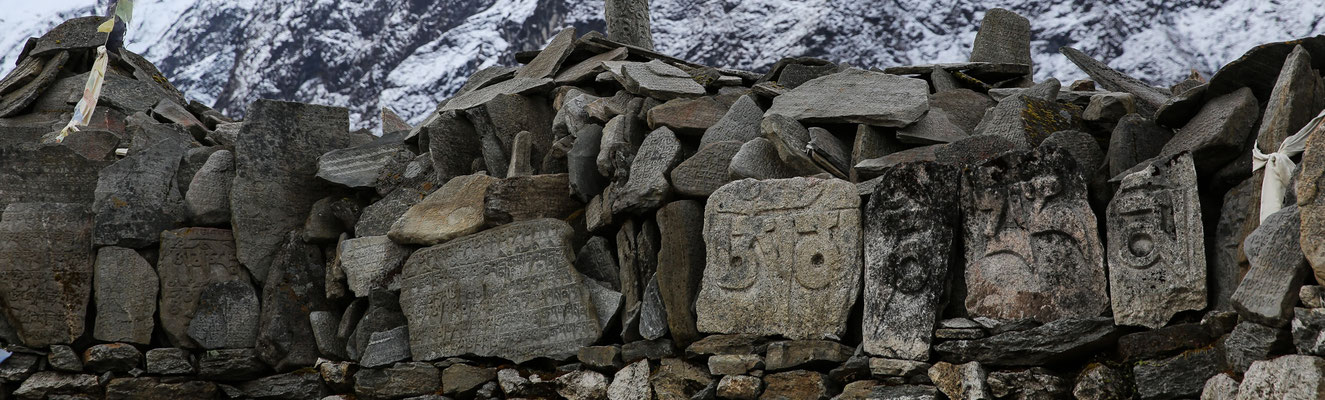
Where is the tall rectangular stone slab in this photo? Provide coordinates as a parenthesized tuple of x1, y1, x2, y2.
(1107, 153, 1207, 328)
(695, 178, 861, 340)
(157, 227, 250, 348)
(257, 232, 330, 372)
(969, 8, 1032, 68)
(863, 162, 960, 360)
(399, 219, 601, 363)
(0, 203, 93, 347)
(656, 200, 707, 347)
(93, 247, 159, 344)
(231, 100, 355, 283)
(961, 147, 1109, 322)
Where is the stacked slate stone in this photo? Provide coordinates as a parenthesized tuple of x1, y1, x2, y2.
(5, 9, 1325, 400)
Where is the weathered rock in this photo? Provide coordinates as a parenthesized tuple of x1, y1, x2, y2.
(928, 362, 991, 400)
(651, 358, 713, 400)
(570, 126, 609, 197)
(1117, 323, 1220, 362)
(401, 219, 599, 362)
(961, 148, 1108, 321)
(557, 47, 630, 84)
(656, 200, 706, 346)
(361, 326, 412, 368)
(11, 372, 99, 400)
(672, 141, 743, 197)
(1107, 115, 1174, 178)
(648, 95, 734, 134)
(686, 334, 768, 358)
(1106, 153, 1206, 328)
(729, 137, 816, 180)
(935, 318, 1117, 366)
(516, 27, 576, 79)
(1060, 46, 1169, 115)
(47, 345, 81, 373)
(696, 178, 861, 340)
(145, 348, 194, 375)
(850, 125, 903, 182)
(388, 174, 495, 245)
(1225, 320, 1292, 374)
(257, 233, 330, 372)
(1301, 109, 1325, 286)
(93, 247, 158, 344)
(426, 110, 483, 183)
(197, 348, 269, 381)
(605, 0, 655, 50)
(640, 274, 669, 340)
(869, 358, 931, 381)
(238, 369, 328, 399)
(806, 127, 851, 178)
(104, 377, 219, 400)
(1256, 45, 1325, 154)
(1303, 286, 1325, 308)
(623, 338, 676, 362)
(708, 354, 764, 375)
(1236, 355, 1325, 399)
(863, 162, 960, 360)
(484, 173, 584, 226)
(317, 140, 412, 189)
(761, 370, 828, 400)
(1074, 364, 1132, 400)
(232, 100, 355, 283)
(337, 236, 409, 297)
(764, 340, 853, 371)
(768, 69, 929, 127)
(0, 203, 93, 347)
(186, 149, 235, 225)
(83, 343, 142, 373)
(973, 90, 1078, 150)
(622, 60, 706, 100)
(897, 107, 969, 145)
(1294, 308, 1325, 355)
(1133, 346, 1227, 400)
(701, 94, 764, 147)
(1156, 87, 1258, 174)
(188, 280, 261, 349)
(349, 291, 407, 361)
(507, 130, 536, 177)
(1083, 93, 1137, 121)
(356, 163, 438, 237)
(987, 368, 1070, 399)
(442, 363, 497, 395)
(1200, 373, 1239, 400)
(0, 51, 68, 118)
(717, 375, 762, 400)
(0, 352, 39, 383)
(556, 369, 609, 400)
(1233, 206, 1310, 327)
(309, 310, 346, 360)
(92, 129, 189, 245)
(579, 345, 624, 371)
(355, 362, 441, 400)
(609, 360, 653, 400)
(616, 128, 684, 213)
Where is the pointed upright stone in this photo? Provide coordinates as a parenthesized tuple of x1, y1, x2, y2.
(605, 0, 655, 50)
(863, 162, 960, 360)
(427, 110, 484, 184)
(961, 147, 1108, 322)
(157, 227, 249, 348)
(0, 203, 93, 347)
(232, 100, 356, 283)
(507, 130, 535, 177)
(1232, 206, 1310, 327)
(969, 8, 1032, 70)
(1157, 87, 1258, 174)
(700, 94, 763, 147)
(1301, 113, 1325, 281)
(695, 178, 861, 340)
(93, 133, 190, 248)
(257, 233, 330, 372)
(671, 141, 742, 197)
(186, 150, 235, 226)
(615, 128, 684, 214)
(656, 200, 706, 347)
(93, 247, 158, 344)
(1107, 153, 1206, 328)
(1106, 115, 1173, 178)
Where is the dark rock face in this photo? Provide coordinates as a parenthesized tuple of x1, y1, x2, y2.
(256, 232, 330, 372)
(0, 203, 93, 347)
(934, 318, 1118, 366)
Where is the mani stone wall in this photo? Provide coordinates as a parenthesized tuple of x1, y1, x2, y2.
(2, 9, 1325, 400)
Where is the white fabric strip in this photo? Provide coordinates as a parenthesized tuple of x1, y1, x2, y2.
(1252, 109, 1325, 222)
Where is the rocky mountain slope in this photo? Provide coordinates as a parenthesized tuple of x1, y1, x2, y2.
(3, 0, 1322, 130)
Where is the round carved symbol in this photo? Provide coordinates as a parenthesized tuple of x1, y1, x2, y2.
(715, 254, 758, 290)
(794, 245, 838, 290)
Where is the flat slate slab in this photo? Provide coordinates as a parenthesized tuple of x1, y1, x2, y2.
(0, 203, 93, 347)
(695, 178, 861, 340)
(93, 247, 158, 344)
(766, 69, 929, 127)
(400, 219, 601, 363)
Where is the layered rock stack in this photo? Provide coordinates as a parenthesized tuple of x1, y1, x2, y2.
(1, 8, 1325, 400)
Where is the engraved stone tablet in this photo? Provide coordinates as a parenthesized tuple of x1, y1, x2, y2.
(400, 219, 601, 363)
(1107, 153, 1207, 328)
(93, 247, 158, 344)
(316, 141, 412, 189)
(157, 227, 249, 348)
(0, 144, 111, 212)
(969, 9, 1032, 69)
(188, 280, 260, 349)
(766, 69, 929, 127)
(863, 162, 960, 360)
(695, 178, 861, 340)
(0, 203, 93, 347)
(93, 133, 189, 248)
(231, 100, 356, 283)
(338, 236, 410, 298)
(961, 147, 1108, 322)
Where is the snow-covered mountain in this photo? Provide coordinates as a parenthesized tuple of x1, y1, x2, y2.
(3, 0, 1323, 130)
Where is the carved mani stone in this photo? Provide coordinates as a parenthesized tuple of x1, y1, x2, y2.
(400, 219, 601, 363)
(1107, 153, 1206, 329)
(863, 162, 961, 360)
(969, 8, 1032, 68)
(961, 147, 1108, 322)
(157, 227, 249, 348)
(695, 178, 862, 340)
(0, 203, 93, 347)
(93, 247, 158, 344)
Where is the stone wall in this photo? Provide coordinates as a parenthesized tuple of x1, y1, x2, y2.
(1, 9, 1325, 400)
